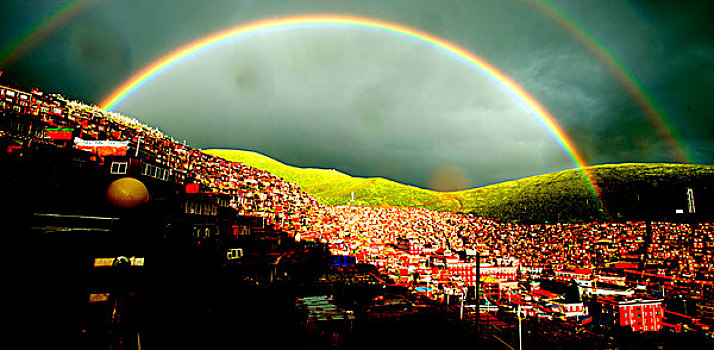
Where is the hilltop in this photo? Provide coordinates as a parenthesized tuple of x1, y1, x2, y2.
(205, 149, 714, 223)
(205, 149, 446, 208)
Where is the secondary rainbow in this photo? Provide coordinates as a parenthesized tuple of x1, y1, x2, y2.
(100, 14, 606, 213)
(0, 0, 100, 68)
(528, 0, 691, 163)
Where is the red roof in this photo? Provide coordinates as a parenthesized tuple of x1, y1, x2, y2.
(531, 289, 559, 299)
(558, 268, 592, 275)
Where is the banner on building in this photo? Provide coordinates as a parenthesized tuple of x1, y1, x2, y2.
(74, 138, 129, 157)
(185, 183, 200, 193)
(46, 127, 73, 140)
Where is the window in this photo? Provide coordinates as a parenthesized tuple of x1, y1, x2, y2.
(110, 161, 128, 174)
(141, 163, 169, 181)
(185, 200, 196, 214)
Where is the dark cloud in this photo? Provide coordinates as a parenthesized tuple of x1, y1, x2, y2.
(0, 0, 711, 189)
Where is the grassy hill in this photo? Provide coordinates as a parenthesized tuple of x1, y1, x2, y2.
(457, 163, 714, 222)
(205, 149, 448, 207)
(204, 149, 714, 223)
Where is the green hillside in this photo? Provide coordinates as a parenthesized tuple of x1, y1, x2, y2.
(204, 149, 714, 223)
(205, 149, 450, 207)
(460, 163, 714, 222)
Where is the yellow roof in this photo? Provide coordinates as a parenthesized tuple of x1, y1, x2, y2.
(480, 276, 500, 283)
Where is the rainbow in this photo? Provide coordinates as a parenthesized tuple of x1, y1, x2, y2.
(0, 0, 100, 68)
(100, 14, 606, 214)
(528, 0, 691, 163)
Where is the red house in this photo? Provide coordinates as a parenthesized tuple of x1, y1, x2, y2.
(600, 297, 664, 332)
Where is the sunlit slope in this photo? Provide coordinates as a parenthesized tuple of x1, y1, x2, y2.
(205, 149, 458, 208)
(204, 149, 714, 222)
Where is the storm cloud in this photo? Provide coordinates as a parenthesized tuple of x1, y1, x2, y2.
(1, 0, 711, 189)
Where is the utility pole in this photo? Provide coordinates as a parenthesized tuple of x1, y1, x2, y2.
(518, 304, 523, 350)
(460, 291, 464, 320)
(475, 253, 481, 337)
(641, 221, 652, 270)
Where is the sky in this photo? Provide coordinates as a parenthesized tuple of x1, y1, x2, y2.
(1, 0, 712, 191)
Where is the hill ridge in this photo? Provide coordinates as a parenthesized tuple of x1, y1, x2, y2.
(205, 149, 714, 223)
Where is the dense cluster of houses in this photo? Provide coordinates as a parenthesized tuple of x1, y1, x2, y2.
(2, 82, 712, 338)
(1, 83, 322, 237)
